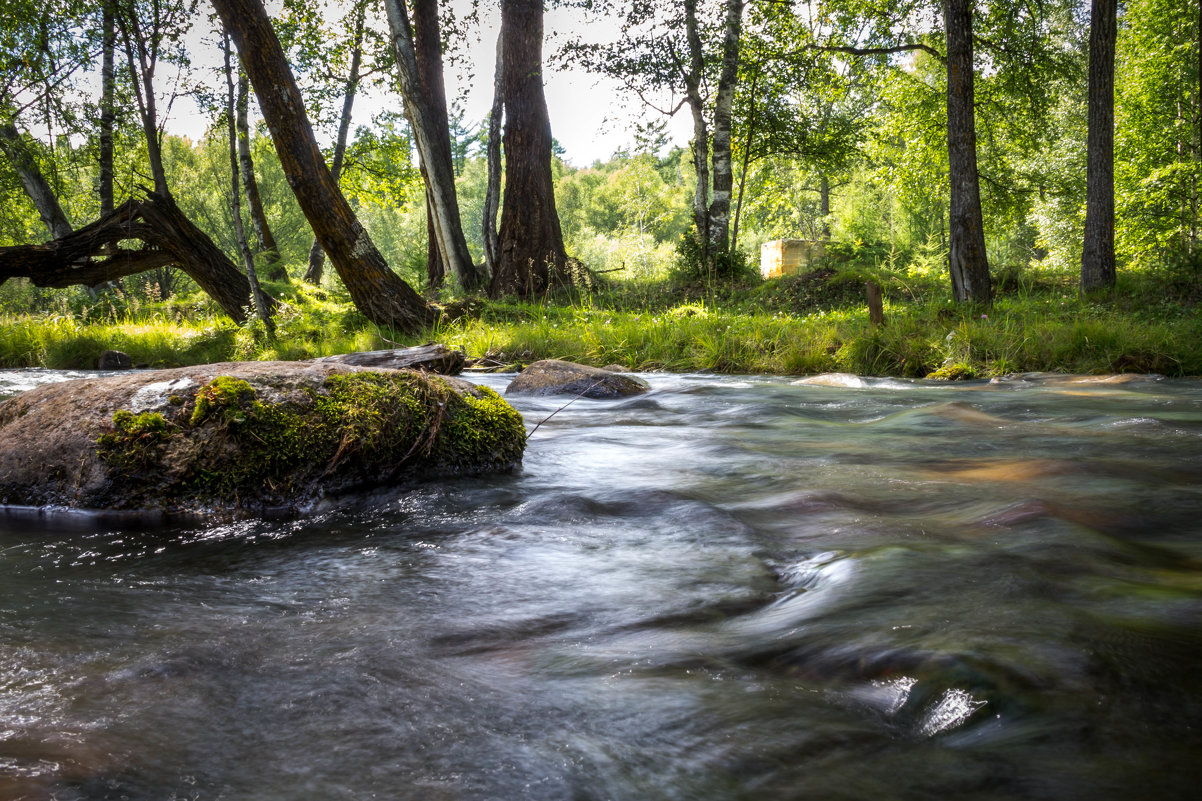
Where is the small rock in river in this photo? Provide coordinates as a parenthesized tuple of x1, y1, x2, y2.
(505, 359, 649, 399)
(98, 350, 133, 370)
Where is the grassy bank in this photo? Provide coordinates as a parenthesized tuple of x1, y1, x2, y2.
(2, 263, 1200, 378)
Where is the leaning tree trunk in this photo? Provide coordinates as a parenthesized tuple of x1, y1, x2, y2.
(944, 0, 991, 304)
(237, 74, 284, 281)
(0, 193, 263, 323)
(490, 0, 570, 298)
(0, 122, 74, 239)
(1081, 0, 1117, 292)
(482, 30, 504, 278)
(212, 0, 434, 333)
(304, 0, 365, 286)
(707, 0, 744, 257)
(382, 0, 482, 291)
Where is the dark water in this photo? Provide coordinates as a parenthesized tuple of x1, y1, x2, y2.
(3, 370, 1202, 800)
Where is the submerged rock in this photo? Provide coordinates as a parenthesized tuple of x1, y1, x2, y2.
(0, 361, 525, 517)
(505, 359, 649, 399)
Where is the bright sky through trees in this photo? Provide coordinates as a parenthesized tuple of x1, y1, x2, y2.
(163, 0, 693, 166)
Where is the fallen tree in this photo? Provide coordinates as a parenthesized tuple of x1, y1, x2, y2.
(0, 191, 265, 323)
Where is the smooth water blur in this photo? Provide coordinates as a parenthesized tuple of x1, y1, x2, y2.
(2, 371, 1202, 800)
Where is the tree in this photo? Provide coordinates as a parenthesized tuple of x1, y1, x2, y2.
(237, 74, 285, 281)
(382, 0, 483, 291)
(211, 0, 435, 332)
(223, 34, 275, 332)
(1114, 0, 1200, 266)
(1081, 0, 1118, 291)
(944, 0, 990, 303)
(565, 0, 745, 274)
(0, 120, 74, 239)
(490, 0, 572, 298)
(482, 31, 504, 278)
(302, 0, 367, 286)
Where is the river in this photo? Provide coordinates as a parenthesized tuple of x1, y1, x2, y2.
(2, 369, 1201, 800)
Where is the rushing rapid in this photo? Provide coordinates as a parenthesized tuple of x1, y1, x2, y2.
(3, 371, 1201, 800)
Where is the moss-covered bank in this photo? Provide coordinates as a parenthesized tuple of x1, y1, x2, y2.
(0, 362, 526, 516)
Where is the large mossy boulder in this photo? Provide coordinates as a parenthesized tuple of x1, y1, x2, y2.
(506, 359, 649, 399)
(0, 362, 525, 517)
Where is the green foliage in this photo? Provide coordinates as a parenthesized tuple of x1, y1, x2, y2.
(1115, 0, 1202, 269)
(670, 235, 759, 286)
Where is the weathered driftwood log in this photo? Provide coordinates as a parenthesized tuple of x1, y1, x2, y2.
(309, 343, 465, 375)
(0, 191, 266, 323)
(0, 361, 525, 517)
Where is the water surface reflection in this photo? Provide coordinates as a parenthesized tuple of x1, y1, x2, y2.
(2, 372, 1201, 799)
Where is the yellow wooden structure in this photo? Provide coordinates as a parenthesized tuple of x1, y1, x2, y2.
(759, 239, 824, 279)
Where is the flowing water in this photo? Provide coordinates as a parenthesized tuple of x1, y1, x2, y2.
(2, 370, 1201, 800)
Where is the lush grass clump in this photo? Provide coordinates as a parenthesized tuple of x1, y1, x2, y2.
(1, 255, 1199, 377)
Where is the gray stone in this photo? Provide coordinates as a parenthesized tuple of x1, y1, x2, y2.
(506, 359, 649, 399)
(98, 350, 133, 370)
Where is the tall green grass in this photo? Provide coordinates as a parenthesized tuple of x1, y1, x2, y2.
(1, 262, 1199, 377)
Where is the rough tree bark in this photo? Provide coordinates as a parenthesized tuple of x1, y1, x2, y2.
(944, 0, 991, 304)
(414, 0, 451, 289)
(0, 193, 262, 322)
(225, 36, 275, 333)
(1081, 0, 1117, 292)
(489, 0, 570, 298)
(212, 0, 434, 333)
(304, 0, 365, 286)
(0, 121, 74, 239)
(382, 0, 482, 291)
(99, 0, 116, 216)
(237, 74, 285, 281)
(482, 30, 504, 278)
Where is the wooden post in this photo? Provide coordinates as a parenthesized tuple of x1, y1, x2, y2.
(866, 280, 885, 327)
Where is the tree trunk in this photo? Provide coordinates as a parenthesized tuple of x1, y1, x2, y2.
(0, 193, 262, 322)
(707, 0, 744, 256)
(304, 1, 365, 286)
(482, 29, 504, 278)
(489, 0, 570, 298)
(237, 74, 284, 281)
(732, 70, 757, 253)
(820, 176, 832, 240)
(0, 122, 74, 239)
(116, 9, 169, 197)
(683, 0, 710, 260)
(382, 0, 482, 291)
(212, 0, 434, 333)
(944, 0, 991, 304)
(99, 1, 115, 216)
(1081, 0, 1117, 292)
(225, 36, 275, 334)
(415, 0, 453, 289)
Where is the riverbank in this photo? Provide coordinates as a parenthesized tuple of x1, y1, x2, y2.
(2, 265, 1199, 378)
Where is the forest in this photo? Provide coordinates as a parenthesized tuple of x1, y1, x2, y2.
(1, 0, 1200, 378)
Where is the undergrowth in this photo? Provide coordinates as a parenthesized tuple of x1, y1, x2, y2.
(1, 256, 1199, 377)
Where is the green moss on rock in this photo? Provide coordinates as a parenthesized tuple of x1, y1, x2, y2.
(92, 370, 526, 512)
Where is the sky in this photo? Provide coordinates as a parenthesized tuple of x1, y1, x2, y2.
(165, 2, 693, 168)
